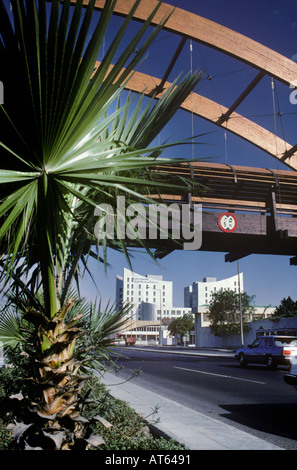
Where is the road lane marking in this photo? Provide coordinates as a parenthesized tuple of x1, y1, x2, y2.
(173, 366, 266, 385)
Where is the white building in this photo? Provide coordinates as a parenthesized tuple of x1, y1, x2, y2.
(184, 274, 244, 312)
(116, 268, 191, 321)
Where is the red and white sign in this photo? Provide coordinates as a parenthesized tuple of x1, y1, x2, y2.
(218, 212, 237, 232)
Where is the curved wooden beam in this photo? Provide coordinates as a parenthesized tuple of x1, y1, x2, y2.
(90, 0, 297, 86)
(95, 63, 297, 170)
(88, 0, 297, 169)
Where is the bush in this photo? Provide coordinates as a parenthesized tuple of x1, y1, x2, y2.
(0, 367, 23, 450)
(0, 371, 186, 450)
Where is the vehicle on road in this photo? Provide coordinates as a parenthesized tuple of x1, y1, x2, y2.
(284, 352, 297, 390)
(125, 336, 136, 346)
(235, 335, 297, 369)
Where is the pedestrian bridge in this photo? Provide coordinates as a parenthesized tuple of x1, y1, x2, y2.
(151, 161, 297, 264)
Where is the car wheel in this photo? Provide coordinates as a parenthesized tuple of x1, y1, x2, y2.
(239, 353, 247, 368)
(266, 355, 276, 370)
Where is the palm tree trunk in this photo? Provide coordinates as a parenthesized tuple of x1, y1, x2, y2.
(38, 173, 59, 320)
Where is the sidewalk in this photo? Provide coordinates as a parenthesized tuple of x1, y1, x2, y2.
(130, 345, 237, 357)
(101, 347, 283, 450)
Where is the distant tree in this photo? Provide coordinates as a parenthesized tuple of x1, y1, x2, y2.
(272, 297, 297, 319)
(208, 290, 255, 337)
(168, 314, 194, 345)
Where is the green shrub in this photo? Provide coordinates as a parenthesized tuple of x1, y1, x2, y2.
(0, 372, 186, 450)
(0, 367, 22, 450)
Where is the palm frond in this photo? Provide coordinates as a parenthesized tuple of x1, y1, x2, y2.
(86, 299, 132, 348)
(0, 306, 26, 347)
(0, 0, 202, 318)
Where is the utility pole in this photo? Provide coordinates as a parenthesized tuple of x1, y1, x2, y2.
(237, 261, 244, 346)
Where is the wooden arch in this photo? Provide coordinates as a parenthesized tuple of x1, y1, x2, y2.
(88, 0, 297, 170)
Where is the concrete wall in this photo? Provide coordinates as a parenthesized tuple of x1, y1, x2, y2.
(195, 314, 297, 348)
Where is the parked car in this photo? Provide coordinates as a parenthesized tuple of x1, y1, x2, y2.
(125, 336, 136, 346)
(235, 335, 297, 369)
(284, 353, 297, 390)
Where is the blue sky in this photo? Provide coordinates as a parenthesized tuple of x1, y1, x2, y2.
(77, 0, 297, 309)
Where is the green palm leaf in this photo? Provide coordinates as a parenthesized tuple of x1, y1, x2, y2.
(0, 0, 202, 319)
(0, 306, 26, 347)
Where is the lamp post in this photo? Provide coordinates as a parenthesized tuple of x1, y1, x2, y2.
(147, 285, 163, 346)
(237, 261, 244, 347)
(157, 288, 163, 347)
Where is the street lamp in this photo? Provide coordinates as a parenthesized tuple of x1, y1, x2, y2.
(147, 285, 163, 346)
(237, 260, 244, 347)
(157, 288, 163, 347)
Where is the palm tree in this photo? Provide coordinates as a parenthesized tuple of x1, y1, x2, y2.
(0, 0, 201, 449)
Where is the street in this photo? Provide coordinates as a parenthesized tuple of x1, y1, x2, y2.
(110, 347, 297, 450)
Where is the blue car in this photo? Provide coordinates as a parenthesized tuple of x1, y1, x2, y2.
(235, 335, 297, 369)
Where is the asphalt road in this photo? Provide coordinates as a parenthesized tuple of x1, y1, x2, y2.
(110, 347, 297, 450)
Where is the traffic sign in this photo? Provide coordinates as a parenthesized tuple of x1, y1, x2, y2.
(218, 212, 237, 232)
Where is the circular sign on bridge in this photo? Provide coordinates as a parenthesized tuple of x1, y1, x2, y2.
(218, 212, 237, 232)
